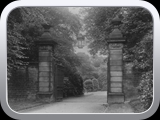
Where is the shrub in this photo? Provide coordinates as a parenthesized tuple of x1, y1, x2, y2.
(97, 73, 107, 90)
(84, 79, 93, 91)
(92, 78, 99, 91)
(138, 71, 153, 110)
(101, 84, 107, 91)
(63, 73, 84, 97)
(124, 83, 139, 100)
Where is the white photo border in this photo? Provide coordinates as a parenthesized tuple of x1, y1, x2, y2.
(0, 0, 159, 120)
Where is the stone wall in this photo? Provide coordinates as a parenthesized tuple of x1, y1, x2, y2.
(8, 66, 38, 101)
(123, 62, 141, 100)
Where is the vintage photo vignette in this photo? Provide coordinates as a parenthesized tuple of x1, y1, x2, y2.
(0, 0, 159, 120)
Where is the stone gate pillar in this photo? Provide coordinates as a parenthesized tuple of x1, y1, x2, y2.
(35, 24, 57, 100)
(107, 16, 126, 103)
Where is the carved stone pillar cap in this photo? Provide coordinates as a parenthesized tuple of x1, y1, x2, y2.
(40, 23, 53, 41)
(109, 28, 123, 39)
(42, 24, 51, 32)
(111, 15, 122, 26)
(35, 23, 58, 46)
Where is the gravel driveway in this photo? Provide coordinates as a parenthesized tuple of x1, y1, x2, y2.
(19, 91, 107, 113)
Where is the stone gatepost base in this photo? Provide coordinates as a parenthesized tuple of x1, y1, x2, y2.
(107, 93, 125, 104)
(37, 93, 55, 103)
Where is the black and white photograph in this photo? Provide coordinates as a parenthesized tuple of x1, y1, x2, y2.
(7, 7, 153, 114)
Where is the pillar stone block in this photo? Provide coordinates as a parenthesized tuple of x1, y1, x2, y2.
(107, 43, 125, 103)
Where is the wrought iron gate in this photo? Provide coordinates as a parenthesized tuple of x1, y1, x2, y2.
(54, 64, 64, 101)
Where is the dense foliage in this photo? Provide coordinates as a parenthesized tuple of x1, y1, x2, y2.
(82, 7, 153, 111)
(97, 72, 107, 90)
(7, 7, 85, 98)
(76, 52, 107, 90)
(76, 52, 96, 79)
(63, 73, 83, 97)
(122, 8, 153, 111)
(82, 7, 121, 55)
(138, 71, 153, 110)
(7, 7, 153, 110)
(7, 7, 81, 80)
(92, 78, 99, 91)
(83, 79, 93, 91)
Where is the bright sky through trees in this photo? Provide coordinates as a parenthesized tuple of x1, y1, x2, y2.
(69, 7, 82, 15)
(69, 7, 92, 56)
